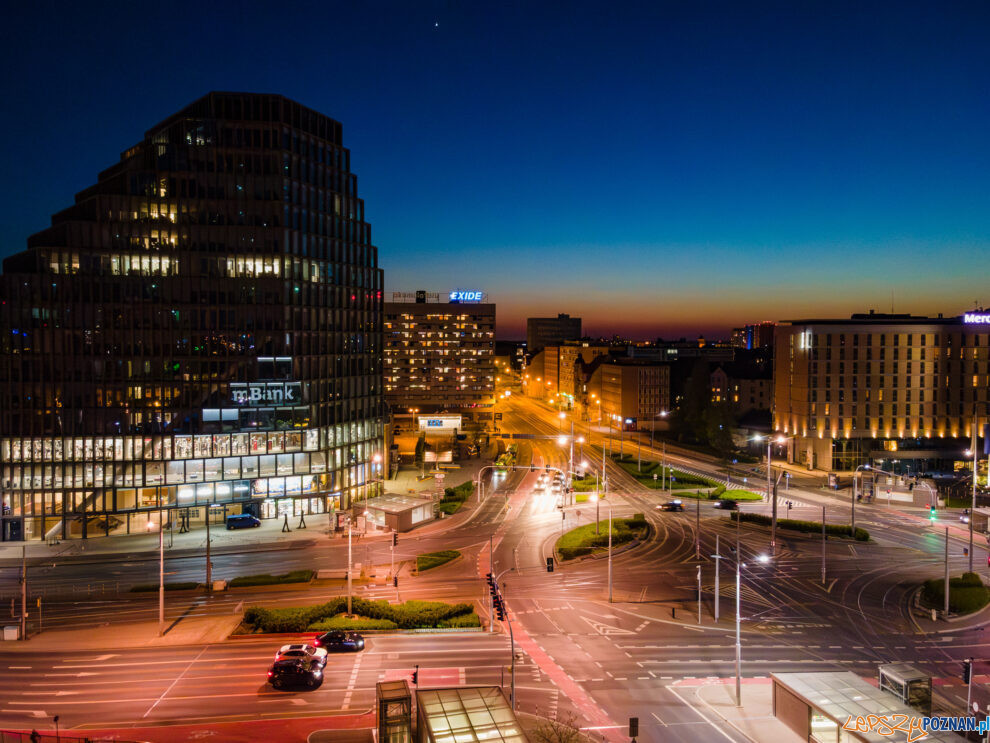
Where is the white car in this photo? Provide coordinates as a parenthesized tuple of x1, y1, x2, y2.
(275, 643, 328, 667)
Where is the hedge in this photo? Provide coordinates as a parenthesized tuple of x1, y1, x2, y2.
(922, 573, 990, 614)
(130, 581, 199, 592)
(730, 512, 869, 541)
(309, 616, 399, 631)
(242, 598, 479, 633)
(556, 514, 648, 560)
(229, 569, 314, 587)
(417, 550, 460, 572)
(443, 481, 474, 501)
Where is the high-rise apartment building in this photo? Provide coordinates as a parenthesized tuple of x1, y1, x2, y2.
(774, 311, 989, 473)
(0, 92, 384, 541)
(526, 313, 581, 354)
(384, 291, 495, 422)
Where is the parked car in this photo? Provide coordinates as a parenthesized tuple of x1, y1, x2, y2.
(267, 658, 323, 689)
(658, 500, 684, 512)
(313, 630, 365, 652)
(226, 514, 261, 530)
(275, 643, 328, 667)
(713, 499, 738, 510)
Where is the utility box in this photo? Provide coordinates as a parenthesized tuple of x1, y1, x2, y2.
(3, 625, 20, 641)
(212, 580, 228, 592)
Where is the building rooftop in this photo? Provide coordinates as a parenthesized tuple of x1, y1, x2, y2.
(367, 493, 434, 514)
(416, 686, 526, 743)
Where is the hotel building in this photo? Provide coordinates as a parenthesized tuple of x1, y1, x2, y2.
(384, 291, 495, 423)
(0, 92, 384, 541)
(774, 311, 990, 473)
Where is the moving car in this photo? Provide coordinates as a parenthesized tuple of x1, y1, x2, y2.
(658, 500, 684, 512)
(275, 643, 328, 667)
(267, 658, 323, 689)
(713, 499, 738, 510)
(226, 513, 261, 529)
(314, 630, 365, 652)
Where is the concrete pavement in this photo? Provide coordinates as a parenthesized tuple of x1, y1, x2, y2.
(689, 679, 803, 743)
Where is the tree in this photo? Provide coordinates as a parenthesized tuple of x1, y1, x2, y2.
(531, 712, 584, 743)
(704, 404, 737, 456)
(673, 359, 711, 443)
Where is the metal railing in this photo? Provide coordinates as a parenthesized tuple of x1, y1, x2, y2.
(0, 730, 144, 743)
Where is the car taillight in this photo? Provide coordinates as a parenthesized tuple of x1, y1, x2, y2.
(313, 640, 319, 646)
(267, 671, 273, 677)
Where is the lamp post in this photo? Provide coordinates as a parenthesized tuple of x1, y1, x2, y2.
(148, 515, 164, 636)
(735, 552, 770, 706)
(753, 434, 790, 555)
(969, 411, 980, 572)
(608, 504, 613, 603)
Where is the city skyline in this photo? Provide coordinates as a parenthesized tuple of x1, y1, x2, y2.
(3, 1, 988, 339)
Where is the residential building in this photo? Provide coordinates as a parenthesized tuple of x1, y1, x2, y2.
(774, 310, 990, 473)
(0, 92, 384, 541)
(383, 291, 495, 423)
(526, 313, 581, 354)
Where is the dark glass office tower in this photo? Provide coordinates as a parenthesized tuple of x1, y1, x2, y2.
(0, 92, 384, 541)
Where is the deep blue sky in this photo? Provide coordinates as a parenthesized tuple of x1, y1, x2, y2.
(2, 1, 988, 339)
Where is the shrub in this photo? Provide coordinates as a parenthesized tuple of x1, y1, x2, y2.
(436, 501, 462, 515)
(417, 550, 460, 571)
(922, 573, 990, 614)
(229, 569, 313, 588)
(309, 615, 398, 631)
(243, 597, 478, 633)
(730, 512, 869, 541)
(130, 581, 199, 592)
(442, 481, 474, 502)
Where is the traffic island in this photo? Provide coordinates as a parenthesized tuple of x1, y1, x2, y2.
(730, 512, 870, 541)
(920, 572, 990, 616)
(238, 598, 481, 633)
(555, 514, 649, 560)
(415, 549, 461, 573)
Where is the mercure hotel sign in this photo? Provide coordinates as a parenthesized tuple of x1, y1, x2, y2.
(964, 313, 990, 324)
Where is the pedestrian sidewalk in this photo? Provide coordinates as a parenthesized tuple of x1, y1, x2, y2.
(684, 678, 802, 743)
(1, 613, 243, 651)
(0, 515, 321, 567)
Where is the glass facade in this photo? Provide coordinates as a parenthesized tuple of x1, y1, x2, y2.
(0, 92, 384, 540)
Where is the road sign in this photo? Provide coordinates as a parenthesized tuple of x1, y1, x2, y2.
(494, 413, 503, 420)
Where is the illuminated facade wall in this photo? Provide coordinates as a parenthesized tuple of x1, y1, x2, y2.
(383, 298, 495, 419)
(774, 313, 990, 472)
(0, 92, 384, 540)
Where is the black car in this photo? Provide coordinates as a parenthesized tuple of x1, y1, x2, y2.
(267, 658, 323, 689)
(313, 630, 365, 652)
(713, 499, 738, 510)
(658, 500, 684, 512)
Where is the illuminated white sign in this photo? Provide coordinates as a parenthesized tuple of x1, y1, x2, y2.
(418, 415, 462, 431)
(230, 382, 301, 406)
(449, 290, 484, 302)
(964, 313, 990, 324)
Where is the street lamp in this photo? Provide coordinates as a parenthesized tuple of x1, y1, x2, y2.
(751, 434, 792, 554)
(734, 552, 770, 707)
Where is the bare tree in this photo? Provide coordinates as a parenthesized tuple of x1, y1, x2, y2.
(531, 712, 584, 743)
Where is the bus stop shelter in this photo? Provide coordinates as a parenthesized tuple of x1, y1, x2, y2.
(772, 672, 966, 742)
(878, 663, 932, 714)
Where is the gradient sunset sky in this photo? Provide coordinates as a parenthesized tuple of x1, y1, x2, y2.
(2, 1, 988, 339)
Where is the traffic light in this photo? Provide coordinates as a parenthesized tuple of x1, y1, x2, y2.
(929, 505, 937, 521)
(546, 556, 554, 573)
(392, 532, 398, 547)
(393, 576, 398, 587)
(412, 665, 419, 686)
(495, 599, 506, 621)
(964, 659, 972, 683)
(629, 717, 639, 739)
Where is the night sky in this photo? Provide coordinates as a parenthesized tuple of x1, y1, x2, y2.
(2, 1, 988, 339)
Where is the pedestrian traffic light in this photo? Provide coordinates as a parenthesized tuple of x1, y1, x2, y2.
(546, 556, 554, 573)
(392, 532, 398, 547)
(964, 659, 972, 684)
(393, 576, 398, 588)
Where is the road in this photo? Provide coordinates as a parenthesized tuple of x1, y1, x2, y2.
(2, 394, 990, 741)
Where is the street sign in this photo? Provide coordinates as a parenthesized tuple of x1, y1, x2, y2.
(494, 413, 503, 420)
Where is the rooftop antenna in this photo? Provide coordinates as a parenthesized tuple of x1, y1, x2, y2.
(891, 288, 894, 314)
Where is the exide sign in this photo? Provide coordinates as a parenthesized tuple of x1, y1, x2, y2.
(449, 290, 484, 302)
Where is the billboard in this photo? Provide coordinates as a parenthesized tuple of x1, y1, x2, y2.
(418, 415, 462, 432)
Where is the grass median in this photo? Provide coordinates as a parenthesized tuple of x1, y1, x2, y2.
(229, 569, 314, 587)
(730, 511, 869, 541)
(556, 513, 648, 560)
(241, 597, 480, 633)
(416, 550, 460, 572)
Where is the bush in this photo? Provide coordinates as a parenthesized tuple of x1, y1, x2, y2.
(436, 501, 462, 515)
(309, 615, 398, 631)
(730, 512, 869, 541)
(229, 569, 313, 588)
(443, 481, 474, 502)
(417, 550, 460, 571)
(922, 573, 990, 614)
(130, 581, 199, 592)
(242, 598, 479, 633)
